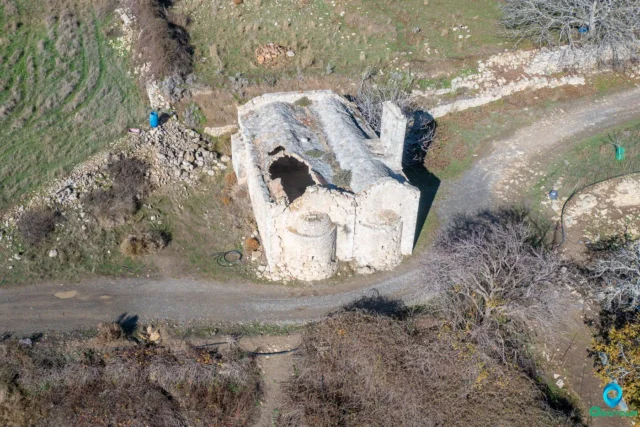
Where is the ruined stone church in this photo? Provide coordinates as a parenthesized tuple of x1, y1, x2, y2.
(231, 90, 420, 281)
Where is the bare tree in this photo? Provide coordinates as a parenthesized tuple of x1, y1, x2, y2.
(591, 240, 640, 311)
(428, 216, 570, 365)
(353, 68, 413, 133)
(353, 69, 436, 166)
(502, 0, 640, 64)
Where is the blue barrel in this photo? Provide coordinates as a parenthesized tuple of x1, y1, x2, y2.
(149, 111, 159, 128)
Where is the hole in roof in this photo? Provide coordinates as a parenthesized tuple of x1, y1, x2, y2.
(269, 155, 315, 203)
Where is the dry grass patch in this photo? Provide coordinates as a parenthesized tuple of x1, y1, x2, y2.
(84, 157, 150, 227)
(0, 335, 261, 426)
(120, 230, 170, 256)
(280, 311, 576, 426)
(16, 208, 61, 247)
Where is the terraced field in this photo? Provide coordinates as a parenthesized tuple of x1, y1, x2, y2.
(0, 0, 146, 210)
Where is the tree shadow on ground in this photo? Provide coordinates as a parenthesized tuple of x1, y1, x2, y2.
(339, 290, 408, 319)
(444, 206, 556, 249)
(115, 313, 139, 337)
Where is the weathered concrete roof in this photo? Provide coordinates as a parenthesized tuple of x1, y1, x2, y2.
(237, 90, 405, 193)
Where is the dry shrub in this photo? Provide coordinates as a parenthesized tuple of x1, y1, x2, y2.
(107, 157, 148, 195)
(220, 172, 253, 231)
(16, 208, 60, 246)
(127, 0, 193, 79)
(96, 322, 125, 343)
(84, 157, 149, 227)
(84, 188, 139, 227)
(430, 209, 573, 367)
(120, 231, 169, 256)
(0, 339, 261, 426)
(279, 311, 575, 426)
(243, 237, 260, 253)
(223, 171, 238, 189)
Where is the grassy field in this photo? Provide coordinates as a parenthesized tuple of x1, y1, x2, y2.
(0, 0, 146, 210)
(178, 0, 503, 87)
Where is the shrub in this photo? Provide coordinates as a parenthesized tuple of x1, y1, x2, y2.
(501, 0, 640, 65)
(16, 208, 60, 246)
(120, 231, 169, 256)
(428, 210, 570, 366)
(593, 316, 640, 416)
(0, 337, 261, 426)
(279, 311, 574, 426)
(591, 239, 640, 313)
(108, 157, 148, 196)
(352, 69, 413, 133)
(84, 188, 139, 227)
(127, 0, 193, 79)
(96, 322, 125, 343)
(84, 158, 149, 227)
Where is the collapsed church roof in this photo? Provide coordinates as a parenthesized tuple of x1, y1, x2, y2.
(236, 90, 406, 195)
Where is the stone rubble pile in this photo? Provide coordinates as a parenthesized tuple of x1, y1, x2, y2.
(2, 118, 230, 227)
(255, 43, 293, 65)
(137, 118, 229, 187)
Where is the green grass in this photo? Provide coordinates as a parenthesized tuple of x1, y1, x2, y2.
(0, 1, 146, 210)
(0, 210, 152, 286)
(528, 119, 640, 206)
(179, 0, 503, 86)
(146, 173, 254, 281)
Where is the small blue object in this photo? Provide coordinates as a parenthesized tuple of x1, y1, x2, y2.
(549, 190, 558, 200)
(578, 26, 589, 34)
(603, 382, 623, 408)
(149, 111, 159, 128)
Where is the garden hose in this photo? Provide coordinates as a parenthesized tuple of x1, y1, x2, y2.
(556, 171, 640, 249)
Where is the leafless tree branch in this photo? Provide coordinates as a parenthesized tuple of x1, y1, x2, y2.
(502, 0, 640, 65)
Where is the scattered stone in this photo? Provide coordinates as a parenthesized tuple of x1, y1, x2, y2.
(48, 249, 58, 258)
(18, 338, 33, 347)
(146, 325, 161, 342)
(255, 43, 289, 65)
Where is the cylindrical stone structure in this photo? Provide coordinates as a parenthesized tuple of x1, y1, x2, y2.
(283, 211, 338, 281)
(354, 210, 403, 270)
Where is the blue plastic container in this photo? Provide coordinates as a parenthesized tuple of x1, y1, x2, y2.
(149, 111, 159, 128)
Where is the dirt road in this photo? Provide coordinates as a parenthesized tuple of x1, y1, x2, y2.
(2, 86, 640, 335)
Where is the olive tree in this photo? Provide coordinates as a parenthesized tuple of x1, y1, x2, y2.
(592, 240, 640, 312)
(428, 214, 571, 365)
(502, 0, 640, 64)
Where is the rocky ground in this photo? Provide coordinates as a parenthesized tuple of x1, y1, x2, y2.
(0, 118, 232, 251)
(562, 175, 640, 252)
(414, 45, 640, 119)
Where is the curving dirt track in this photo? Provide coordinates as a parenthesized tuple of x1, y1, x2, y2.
(2, 87, 640, 334)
